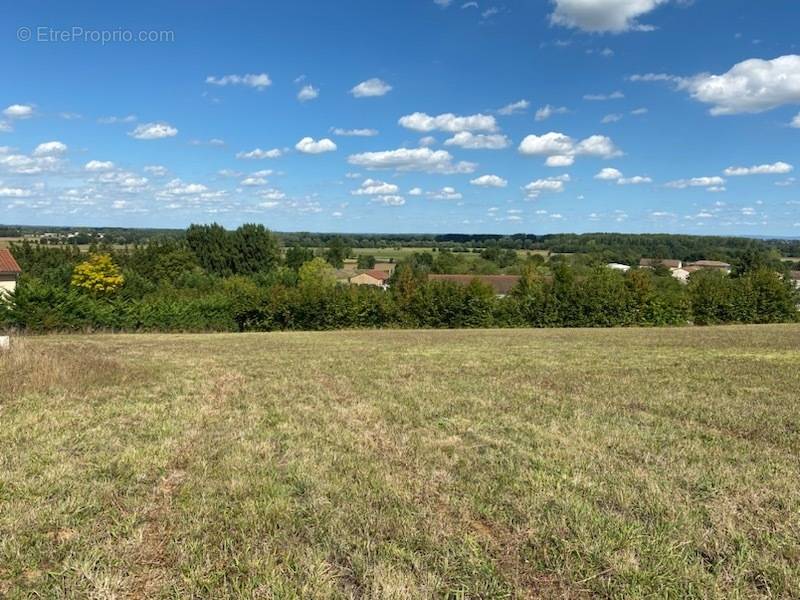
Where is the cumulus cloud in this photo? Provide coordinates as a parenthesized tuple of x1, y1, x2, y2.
(519, 131, 621, 165)
(535, 105, 569, 121)
(470, 174, 508, 188)
(549, 0, 669, 33)
(724, 161, 793, 176)
(206, 73, 272, 90)
(524, 174, 570, 198)
(129, 122, 178, 140)
(331, 127, 378, 137)
(32, 141, 68, 156)
(398, 112, 498, 133)
(372, 195, 405, 206)
(295, 137, 337, 154)
(351, 178, 399, 196)
(350, 78, 392, 97)
(84, 160, 115, 172)
(0, 153, 61, 175)
(3, 104, 34, 119)
(144, 165, 168, 176)
(618, 175, 652, 184)
(443, 131, 510, 149)
(634, 55, 800, 115)
(497, 99, 530, 115)
(602, 113, 623, 123)
(666, 176, 726, 189)
(347, 147, 476, 174)
(408, 187, 423, 196)
(792, 113, 800, 128)
(236, 147, 282, 159)
(595, 167, 623, 180)
(430, 186, 462, 200)
(297, 85, 319, 102)
(159, 178, 209, 196)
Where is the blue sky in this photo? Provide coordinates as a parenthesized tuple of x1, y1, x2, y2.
(2, 0, 799, 235)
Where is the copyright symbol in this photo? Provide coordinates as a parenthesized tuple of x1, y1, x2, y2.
(17, 26, 32, 42)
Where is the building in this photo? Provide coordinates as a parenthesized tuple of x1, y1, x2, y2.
(789, 271, 800, 290)
(0, 249, 21, 296)
(427, 274, 520, 297)
(349, 269, 391, 288)
(607, 263, 631, 273)
(639, 258, 683, 269)
(685, 260, 732, 274)
(670, 268, 691, 284)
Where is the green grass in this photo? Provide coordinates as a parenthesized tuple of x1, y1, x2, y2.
(2, 326, 800, 598)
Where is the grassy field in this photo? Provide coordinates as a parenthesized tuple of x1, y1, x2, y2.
(1, 326, 799, 598)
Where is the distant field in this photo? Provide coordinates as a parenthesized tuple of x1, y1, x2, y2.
(0, 237, 24, 249)
(2, 326, 800, 597)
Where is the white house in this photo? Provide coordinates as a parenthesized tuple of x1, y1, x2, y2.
(607, 263, 631, 273)
(0, 249, 21, 296)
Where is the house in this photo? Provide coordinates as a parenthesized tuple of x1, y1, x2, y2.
(607, 263, 631, 273)
(670, 268, 691, 284)
(789, 271, 800, 290)
(0, 249, 21, 296)
(427, 274, 521, 297)
(349, 269, 391, 288)
(685, 260, 732, 274)
(639, 258, 683, 269)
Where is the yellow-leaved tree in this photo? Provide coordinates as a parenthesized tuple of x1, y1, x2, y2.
(71, 254, 124, 296)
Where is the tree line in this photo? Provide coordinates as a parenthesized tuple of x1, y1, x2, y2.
(1, 223, 797, 333)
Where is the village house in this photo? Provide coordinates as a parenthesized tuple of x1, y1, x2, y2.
(0, 249, 22, 296)
(427, 274, 521, 297)
(685, 260, 732, 274)
(788, 271, 800, 290)
(349, 269, 391, 288)
(606, 263, 631, 273)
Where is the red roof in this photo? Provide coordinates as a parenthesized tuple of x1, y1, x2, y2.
(0, 249, 21, 274)
(363, 269, 390, 281)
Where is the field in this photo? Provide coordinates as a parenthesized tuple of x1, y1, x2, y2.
(2, 326, 799, 598)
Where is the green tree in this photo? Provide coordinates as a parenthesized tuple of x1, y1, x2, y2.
(285, 245, 315, 271)
(357, 254, 376, 269)
(324, 237, 351, 269)
(298, 257, 337, 291)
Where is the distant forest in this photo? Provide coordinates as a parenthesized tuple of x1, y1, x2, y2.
(3, 224, 800, 260)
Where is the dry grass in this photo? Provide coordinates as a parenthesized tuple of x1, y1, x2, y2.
(1, 325, 799, 598)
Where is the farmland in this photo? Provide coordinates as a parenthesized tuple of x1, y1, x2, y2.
(2, 325, 800, 597)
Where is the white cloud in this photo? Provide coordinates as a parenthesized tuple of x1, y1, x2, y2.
(236, 147, 282, 159)
(443, 131, 510, 149)
(723, 161, 793, 176)
(584, 91, 625, 101)
(636, 55, 800, 115)
(470, 174, 508, 188)
(398, 112, 498, 133)
(546, 155, 575, 167)
(350, 78, 392, 97)
(497, 99, 530, 115)
(535, 105, 569, 121)
(666, 176, 726, 189)
(519, 131, 621, 165)
(595, 167, 623, 180)
(297, 85, 319, 102)
(430, 186, 462, 200)
(618, 175, 652, 185)
(348, 147, 476, 174)
(601, 113, 623, 123)
(0, 121, 10, 132)
(434, 0, 453, 7)
(550, 0, 668, 33)
(3, 104, 34, 119)
(159, 178, 209, 196)
(631, 107, 649, 115)
(419, 136, 436, 147)
(792, 113, 800, 128)
(98, 114, 137, 124)
(144, 165, 168, 176)
(524, 175, 570, 198)
(295, 137, 337, 154)
(32, 141, 68, 156)
(0, 186, 33, 198)
(331, 127, 378, 137)
(408, 187, 423, 196)
(206, 73, 272, 90)
(84, 160, 115, 172)
(241, 176, 268, 186)
(351, 178, 399, 195)
(372, 195, 405, 206)
(0, 154, 61, 175)
(129, 122, 178, 140)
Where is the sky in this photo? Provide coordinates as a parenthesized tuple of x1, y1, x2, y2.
(1, 0, 800, 235)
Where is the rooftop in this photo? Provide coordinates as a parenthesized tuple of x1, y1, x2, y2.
(0, 249, 21, 274)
